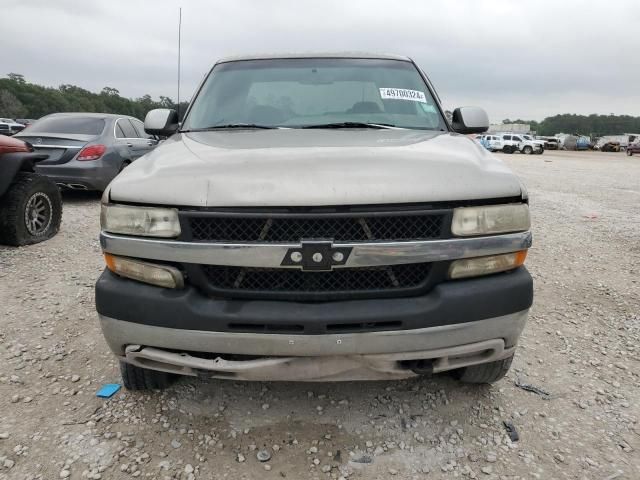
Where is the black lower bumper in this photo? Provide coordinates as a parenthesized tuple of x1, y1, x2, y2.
(95, 267, 533, 335)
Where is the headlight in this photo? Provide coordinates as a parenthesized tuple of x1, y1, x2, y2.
(101, 204, 180, 237)
(104, 253, 184, 289)
(449, 250, 527, 279)
(451, 204, 530, 236)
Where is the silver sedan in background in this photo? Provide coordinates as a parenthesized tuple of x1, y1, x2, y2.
(15, 112, 158, 191)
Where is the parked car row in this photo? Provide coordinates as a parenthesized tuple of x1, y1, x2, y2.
(475, 133, 544, 154)
(476, 133, 639, 155)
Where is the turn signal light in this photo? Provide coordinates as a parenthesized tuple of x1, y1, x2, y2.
(77, 144, 106, 161)
(104, 253, 184, 289)
(449, 250, 527, 279)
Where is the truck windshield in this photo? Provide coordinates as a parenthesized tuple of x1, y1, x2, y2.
(183, 58, 446, 131)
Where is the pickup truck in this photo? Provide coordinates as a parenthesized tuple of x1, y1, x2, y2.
(521, 135, 545, 154)
(536, 136, 559, 150)
(499, 133, 543, 155)
(95, 53, 533, 390)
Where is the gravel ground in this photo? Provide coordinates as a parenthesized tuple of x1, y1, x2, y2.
(0, 150, 638, 480)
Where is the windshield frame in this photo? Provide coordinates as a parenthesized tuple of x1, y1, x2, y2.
(181, 57, 451, 132)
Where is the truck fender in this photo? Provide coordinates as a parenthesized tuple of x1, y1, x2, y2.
(0, 153, 48, 197)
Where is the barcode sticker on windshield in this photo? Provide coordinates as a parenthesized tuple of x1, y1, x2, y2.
(379, 88, 427, 103)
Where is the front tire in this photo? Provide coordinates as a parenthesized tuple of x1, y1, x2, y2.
(452, 354, 514, 384)
(0, 173, 62, 246)
(627, 149, 633, 156)
(120, 361, 176, 390)
(523, 146, 533, 155)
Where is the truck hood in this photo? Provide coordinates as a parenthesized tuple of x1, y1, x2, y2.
(108, 129, 523, 207)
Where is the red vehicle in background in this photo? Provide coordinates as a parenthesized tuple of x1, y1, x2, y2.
(0, 135, 62, 245)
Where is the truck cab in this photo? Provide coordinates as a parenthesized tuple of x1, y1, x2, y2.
(95, 53, 533, 390)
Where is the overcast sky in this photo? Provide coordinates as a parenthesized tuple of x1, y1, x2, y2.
(2, 0, 639, 122)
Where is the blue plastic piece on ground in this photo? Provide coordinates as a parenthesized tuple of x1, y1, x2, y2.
(96, 383, 121, 398)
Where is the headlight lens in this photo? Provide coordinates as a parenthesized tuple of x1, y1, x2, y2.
(104, 254, 184, 289)
(449, 250, 527, 279)
(101, 204, 180, 237)
(451, 204, 530, 236)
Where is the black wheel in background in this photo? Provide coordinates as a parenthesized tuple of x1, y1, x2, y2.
(0, 173, 62, 246)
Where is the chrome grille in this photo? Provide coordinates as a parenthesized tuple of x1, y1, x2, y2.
(186, 212, 445, 242)
(180, 207, 450, 300)
(202, 263, 432, 293)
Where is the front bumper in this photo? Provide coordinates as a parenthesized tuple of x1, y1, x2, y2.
(96, 268, 532, 380)
(96, 267, 532, 336)
(100, 311, 527, 381)
(115, 328, 523, 381)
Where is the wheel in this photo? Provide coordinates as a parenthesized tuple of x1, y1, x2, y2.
(536, 147, 544, 155)
(503, 146, 512, 154)
(119, 361, 176, 390)
(523, 146, 533, 155)
(0, 173, 62, 246)
(452, 354, 514, 384)
(627, 149, 633, 156)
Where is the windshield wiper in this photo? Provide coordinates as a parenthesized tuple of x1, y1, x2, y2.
(181, 123, 279, 132)
(301, 122, 397, 130)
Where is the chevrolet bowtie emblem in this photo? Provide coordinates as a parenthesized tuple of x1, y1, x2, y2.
(281, 240, 352, 271)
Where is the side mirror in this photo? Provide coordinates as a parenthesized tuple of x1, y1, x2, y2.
(451, 107, 489, 134)
(144, 109, 179, 137)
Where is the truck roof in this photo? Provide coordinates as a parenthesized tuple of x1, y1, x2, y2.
(216, 52, 412, 63)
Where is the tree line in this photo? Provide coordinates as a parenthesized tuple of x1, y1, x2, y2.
(0, 73, 188, 121)
(1, 74, 638, 136)
(503, 114, 640, 137)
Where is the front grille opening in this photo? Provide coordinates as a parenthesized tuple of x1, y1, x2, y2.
(326, 320, 402, 332)
(202, 263, 432, 293)
(169, 351, 268, 361)
(188, 214, 445, 242)
(228, 323, 305, 333)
